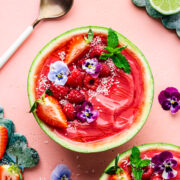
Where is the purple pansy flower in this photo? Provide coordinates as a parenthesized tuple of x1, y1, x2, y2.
(158, 87, 180, 114)
(82, 58, 101, 77)
(51, 164, 72, 180)
(48, 61, 69, 86)
(76, 101, 99, 123)
(151, 151, 177, 179)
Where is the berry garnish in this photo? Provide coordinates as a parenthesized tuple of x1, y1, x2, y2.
(65, 36, 90, 65)
(89, 45, 107, 58)
(150, 174, 163, 180)
(66, 69, 84, 88)
(0, 125, 8, 160)
(142, 166, 153, 180)
(67, 90, 85, 104)
(84, 75, 99, 90)
(50, 83, 69, 100)
(99, 63, 111, 77)
(63, 103, 75, 121)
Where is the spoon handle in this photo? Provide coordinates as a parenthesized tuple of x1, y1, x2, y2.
(0, 25, 34, 69)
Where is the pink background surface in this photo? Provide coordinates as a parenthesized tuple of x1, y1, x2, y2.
(0, 0, 180, 179)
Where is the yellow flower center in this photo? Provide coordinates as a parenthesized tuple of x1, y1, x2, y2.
(171, 100, 175, 105)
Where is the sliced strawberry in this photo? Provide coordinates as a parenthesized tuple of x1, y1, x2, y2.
(36, 96, 67, 129)
(0, 125, 8, 160)
(0, 165, 23, 180)
(65, 36, 90, 65)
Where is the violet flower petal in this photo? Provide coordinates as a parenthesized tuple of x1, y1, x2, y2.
(162, 168, 177, 180)
(165, 159, 177, 168)
(170, 104, 180, 114)
(165, 87, 179, 94)
(161, 100, 171, 111)
(87, 110, 99, 123)
(159, 151, 173, 163)
(51, 164, 72, 180)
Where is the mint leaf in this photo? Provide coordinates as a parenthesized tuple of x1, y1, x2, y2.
(100, 53, 112, 60)
(107, 28, 119, 48)
(105, 154, 124, 176)
(130, 146, 150, 180)
(85, 28, 94, 43)
(139, 159, 151, 168)
(111, 54, 131, 74)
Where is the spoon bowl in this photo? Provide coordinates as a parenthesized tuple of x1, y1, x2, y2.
(34, 0, 74, 26)
(0, 0, 74, 68)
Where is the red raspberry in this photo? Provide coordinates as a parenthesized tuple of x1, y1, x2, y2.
(67, 90, 85, 104)
(77, 58, 86, 67)
(99, 63, 111, 77)
(142, 166, 153, 180)
(150, 174, 163, 180)
(50, 83, 69, 100)
(84, 75, 99, 90)
(66, 69, 84, 88)
(89, 45, 107, 58)
(63, 103, 75, 121)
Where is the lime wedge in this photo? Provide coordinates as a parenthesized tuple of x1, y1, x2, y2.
(149, 0, 180, 15)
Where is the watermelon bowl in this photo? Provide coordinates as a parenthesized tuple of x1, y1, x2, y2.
(100, 143, 180, 180)
(27, 26, 154, 153)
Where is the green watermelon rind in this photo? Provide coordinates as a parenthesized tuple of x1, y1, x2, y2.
(27, 26, 154, 153)
(100, 143, 180, 179)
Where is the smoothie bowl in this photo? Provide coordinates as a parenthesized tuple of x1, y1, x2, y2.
(27, 26, 154, 153)
(100, 143, 180, 180)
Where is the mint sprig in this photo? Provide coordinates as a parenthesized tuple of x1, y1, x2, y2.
(130, 146, 151, 180)
(105, 154, 124, 176)
(85, 28, 94, 44)
(100, 28, 131, 74)
(29, 89, 53, 113)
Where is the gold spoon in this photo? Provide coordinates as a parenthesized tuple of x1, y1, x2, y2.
(0, 0, 74, 68)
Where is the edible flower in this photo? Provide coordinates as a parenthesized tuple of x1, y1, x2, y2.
(151, 151, 177, 179)
(51, 164, 72, 180)
(82, 58, 101, 77)
(76, 101, 99, 123)
(158, 87, 180, 114)
(48, 61, 69, 86)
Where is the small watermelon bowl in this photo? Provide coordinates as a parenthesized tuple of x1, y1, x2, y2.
(27, 26, 154, 153)
(100, 143, 180, 180)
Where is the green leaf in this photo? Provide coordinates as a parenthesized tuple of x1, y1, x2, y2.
(100, 53, 112, 60)
(107, 28, 119, 48)
(85, 28, 94, 43)
(104, 46, 115, 53)
(111, 54, 131, 74)
(138, 159, 150, 168)
(29, 101, 38, 113)
(115, 154, 120, 168)
(130, 146, 141, 166)
(114, 46, 127, 54)
(116, 167, 124, 176)
(132, 168, 143, 180)
(105, 166, 117, 175)
(45, 88, 53, 96)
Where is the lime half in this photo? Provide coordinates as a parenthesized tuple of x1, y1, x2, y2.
(149, 0, 180, 15)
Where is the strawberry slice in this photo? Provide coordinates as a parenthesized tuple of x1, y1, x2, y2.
(0, 125, 8, 160)
(65, 36, 90, 65)
(0, 165, 23, 180)
(109, 170, 131, 180)
(36, 96, 68, 128)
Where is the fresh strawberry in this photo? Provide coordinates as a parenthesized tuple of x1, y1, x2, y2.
(142, 166, 154, 180)
(150, 174, 164, 180)
(65, 36, 90, 65)
(0, 164, 24, 180)
(99, 63, 111, 77)
(0, 125, 8, 160)
(66, 69, 84, 88)
(89, 45, 107, 58)
(50, 83, 69, 100)
(36, 96, 67, 128)
(84, 75, 99, 90)
(67, 90, 85, 104)
(63, 103, 75, 121)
